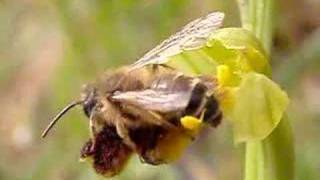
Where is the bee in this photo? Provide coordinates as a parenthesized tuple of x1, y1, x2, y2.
(42, 11, 224, 176)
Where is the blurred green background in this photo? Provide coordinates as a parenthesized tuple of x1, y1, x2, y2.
(0, 0, 319, 179)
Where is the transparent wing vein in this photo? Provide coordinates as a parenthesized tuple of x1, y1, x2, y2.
(130, 11, 224, 69)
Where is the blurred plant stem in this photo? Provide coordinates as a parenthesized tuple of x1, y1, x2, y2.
(276, 29, 320, 89)
(237, 0, 294, 180)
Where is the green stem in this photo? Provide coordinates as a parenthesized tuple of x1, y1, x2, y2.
(237, 0, 294, 180)
(245, 141, 265, 180)
(238, 0, 273, 53)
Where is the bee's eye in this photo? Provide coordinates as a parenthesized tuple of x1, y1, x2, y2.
(83, 98, 97, 118)
(82, 87, 98, 118)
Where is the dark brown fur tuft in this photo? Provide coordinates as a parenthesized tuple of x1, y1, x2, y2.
(80, 126, 133, 176)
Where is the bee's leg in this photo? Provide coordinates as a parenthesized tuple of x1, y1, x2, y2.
(121, 105, 176, 129)
(139, 151, 164, 165)
(159, 64, 174, 69)
(146, 111, 176, 129)
(89, 119, 97, 138)
(89, 112, 98, 151)
(116, 121, 136, 150)
(151, 64, 174, 72)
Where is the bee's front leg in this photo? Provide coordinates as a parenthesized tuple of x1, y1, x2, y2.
(89, 118, 97, 138)
(116, 120, 136, 151)
(89, 113, 98, 151)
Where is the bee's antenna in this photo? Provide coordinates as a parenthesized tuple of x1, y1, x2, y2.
(41, 100, 83, 138)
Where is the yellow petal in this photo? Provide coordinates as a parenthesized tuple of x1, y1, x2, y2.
(217, 65, 232, 86)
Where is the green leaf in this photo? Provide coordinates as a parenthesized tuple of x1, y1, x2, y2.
(228, 73, 289, 143)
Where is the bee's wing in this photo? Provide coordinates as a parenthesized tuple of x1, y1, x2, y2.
(111, 89, 192, 113)
(130, 12, 224, 69)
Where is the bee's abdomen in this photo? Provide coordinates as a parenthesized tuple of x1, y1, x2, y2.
(203, 97, 222, 127)
(185, 83, 207, 116)
(185, 82, 222, 127)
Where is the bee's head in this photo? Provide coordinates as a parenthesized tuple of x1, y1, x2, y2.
(81, 84, 98, 118)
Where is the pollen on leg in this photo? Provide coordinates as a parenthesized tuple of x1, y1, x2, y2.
(180, 116, 202, 131)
